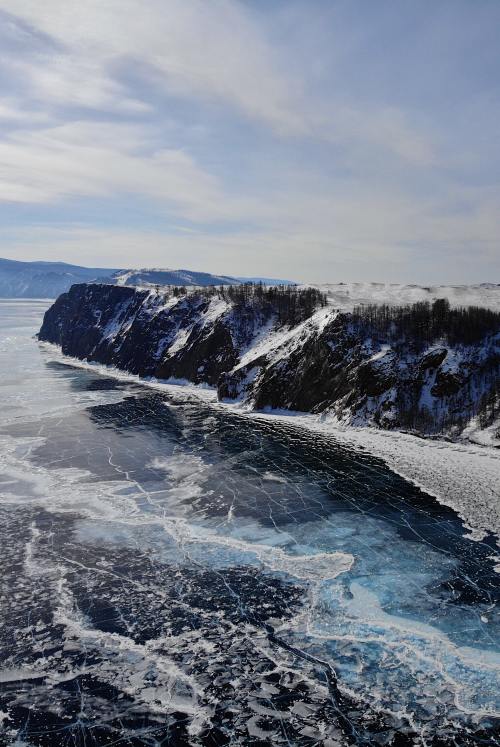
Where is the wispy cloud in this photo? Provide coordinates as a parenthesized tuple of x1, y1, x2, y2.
(0, 1, 437, 153)
(0, 0, 498, 281)
(0, 0, 305, 132)
(0, 120, 236, 220)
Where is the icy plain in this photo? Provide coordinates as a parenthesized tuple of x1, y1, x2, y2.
(0, 300, 499, 746)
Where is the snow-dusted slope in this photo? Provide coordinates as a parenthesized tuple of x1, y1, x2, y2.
(109, 268, 238, 288)
(314, 282, 500, 311)
(39, 283, 500, 443)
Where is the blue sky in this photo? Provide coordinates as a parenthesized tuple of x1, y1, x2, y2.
(0, 0, 498, 282)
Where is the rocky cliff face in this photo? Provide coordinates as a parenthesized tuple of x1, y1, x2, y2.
(39, 284, 276, 386)
(39, 283, 500, 440)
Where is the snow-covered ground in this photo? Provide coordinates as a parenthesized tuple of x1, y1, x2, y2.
(311, 282, 500, 311)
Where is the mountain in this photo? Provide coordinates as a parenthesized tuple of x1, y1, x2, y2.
(109, 269, 295, 288)
(39, 282, 500, 444)
(111, 268, 239, 288)
(0, 258, 295, 298)
(0, 258, 119, 299)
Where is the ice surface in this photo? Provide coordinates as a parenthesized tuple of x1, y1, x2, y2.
(1, 300, 499, 745)
(227, 406, 500, 549)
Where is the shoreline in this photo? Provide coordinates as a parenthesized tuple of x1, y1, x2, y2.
(39, 341, 500, 554)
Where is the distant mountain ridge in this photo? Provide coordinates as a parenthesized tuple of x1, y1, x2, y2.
(0, 258, 295, 298)
(111, 268, 237, 288)
(0, 258, 118, 299)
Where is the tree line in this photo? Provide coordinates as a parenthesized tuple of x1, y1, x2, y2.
(351, 298, 500, 347)
(154, 282, 328, 325)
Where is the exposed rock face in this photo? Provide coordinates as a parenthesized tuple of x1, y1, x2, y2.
(39, 283, 500, 438)
(419, 348, 448, 372)
(431, 370, 463, 397)
(39, 284, 273, 385)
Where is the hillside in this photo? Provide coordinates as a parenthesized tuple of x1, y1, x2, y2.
(39, 283, 500, 443)
(313, 281, 500, 312)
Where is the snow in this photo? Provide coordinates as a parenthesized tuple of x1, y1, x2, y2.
(462, 415, 500, 449)
(200, 297, 229, 326)
(166, 327, 192, 355)
(236, 306, 334, 371)
(367, 344, 391, 362)
(148, 293, 179, 315)
(311, 282, 500, 312)
(236, 317, 277, 368)
(100, 298, 135, 340)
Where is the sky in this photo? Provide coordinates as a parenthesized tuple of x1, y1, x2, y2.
(0, 0, 498, 283)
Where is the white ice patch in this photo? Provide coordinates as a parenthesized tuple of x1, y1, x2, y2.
(40, 344, 218, 400)
(0, 433, 143, 522)
(261, 471, 288, 483)
(147, 453, 210, 504)
(156, 516, 354, 583)
(275, 512, 500, 728)
(307, 580, 500, 719)
(53, 580, 212, 737)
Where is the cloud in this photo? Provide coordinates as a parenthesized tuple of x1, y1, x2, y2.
(0, 120, 246, 220)
(12, 55, 151, 113)
(0, 0, 497, 281)
(0, 0, 306, 134)
(0, 0, 435, 158)
(2, 175, 498, 283)
(0, 98, 51, 123)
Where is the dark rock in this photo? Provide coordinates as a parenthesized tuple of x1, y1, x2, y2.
(250, 317, 362, 413)
(419, 348, 448, 371)
(431, 370, 464, 397)
(156, 319, 238, 386)
(354, 359, 395, 397)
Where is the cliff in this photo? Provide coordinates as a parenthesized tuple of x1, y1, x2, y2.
(39, 283, 500, 441)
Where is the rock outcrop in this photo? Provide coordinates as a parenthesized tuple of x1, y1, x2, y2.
(39, 283, 500, 439)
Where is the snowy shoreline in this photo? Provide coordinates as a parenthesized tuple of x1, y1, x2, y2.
(40, 342, 500, 553)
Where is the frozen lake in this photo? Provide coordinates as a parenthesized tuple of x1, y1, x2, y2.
(0, 299, 499, 746)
